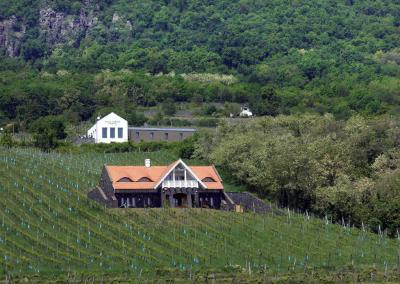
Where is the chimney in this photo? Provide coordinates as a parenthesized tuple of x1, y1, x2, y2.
(145, 159, 151, 168)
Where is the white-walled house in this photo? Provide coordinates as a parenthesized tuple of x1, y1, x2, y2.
(87, 112, 128, 144)
(87, 112, 197, 144)
(239, 107, 253, 117)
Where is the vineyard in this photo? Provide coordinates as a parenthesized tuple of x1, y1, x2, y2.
(0, 148, 400, 281)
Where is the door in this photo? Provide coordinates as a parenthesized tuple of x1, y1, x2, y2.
(173, 193, 187, 207)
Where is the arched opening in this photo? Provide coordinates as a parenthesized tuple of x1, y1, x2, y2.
(137, 177, 153, 182)
(117, 177, 133, 182)
(202, 177, 216, 182)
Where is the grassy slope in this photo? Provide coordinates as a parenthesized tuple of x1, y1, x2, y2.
(0, 148, 399, 280)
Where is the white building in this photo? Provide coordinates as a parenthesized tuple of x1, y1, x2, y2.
(87, 112, 128, 144)
(239, 107, 253, 117)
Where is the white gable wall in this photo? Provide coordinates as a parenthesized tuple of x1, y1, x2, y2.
(87, 124, 96, 138)
(88, 112, 128, 144)
(154, 159, 207, 189)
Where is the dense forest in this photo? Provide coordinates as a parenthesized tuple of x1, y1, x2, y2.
(1, 0, 400, 128)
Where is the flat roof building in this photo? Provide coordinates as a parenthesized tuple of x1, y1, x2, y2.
(128, 127, 196, 143)
(87, 113, 196, 144)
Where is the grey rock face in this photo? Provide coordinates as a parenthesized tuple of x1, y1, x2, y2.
(39, 7, 95, 46)
(0, 5, 96, 57)
(0, 16, 25, 57)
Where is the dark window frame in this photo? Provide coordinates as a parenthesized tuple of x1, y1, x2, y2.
(102, 127, 107, 138)
(118, 127, 123, 138)
(110, 127, 115, 138)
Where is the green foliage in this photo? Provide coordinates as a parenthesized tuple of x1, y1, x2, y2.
(1, 0, 400, 124)
(22, 37, 46, 61)
(200, 115, 400, 235)
(126, 111, 147, 127)
(161, 99, 177, 116)
(201, 104, 218, 116)
(32, 131, 57, 151)
(31, 116, 67, 151)
(222, 102, 241, 116)
(58, 139, 197, 158)
(196, 118, 219, 127)
(0, 129, 13, 148)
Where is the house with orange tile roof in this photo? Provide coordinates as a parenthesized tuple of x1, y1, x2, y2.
(88, 159, 226, 209)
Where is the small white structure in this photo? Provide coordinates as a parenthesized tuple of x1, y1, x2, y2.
(239, 107, 253, 117)
(87, 112, 128, 144)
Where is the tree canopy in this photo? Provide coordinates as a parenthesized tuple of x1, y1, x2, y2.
(0, 0, 400, 127)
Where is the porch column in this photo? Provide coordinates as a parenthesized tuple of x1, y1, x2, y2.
(161, 191, 166, 207)
(169, 193, 175, 207)
(194, 192, 199, 208)
(187, 193, 192, 208)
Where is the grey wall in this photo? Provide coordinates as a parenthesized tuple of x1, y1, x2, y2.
(128, 129, 195, 143)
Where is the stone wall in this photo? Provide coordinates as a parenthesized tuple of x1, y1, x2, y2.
(225, 192, 271, 214)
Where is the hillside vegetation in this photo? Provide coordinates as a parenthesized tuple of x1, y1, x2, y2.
(1, 0, 400, 128)
(0, 148, 399, 281)
(198, 114, 400, 237)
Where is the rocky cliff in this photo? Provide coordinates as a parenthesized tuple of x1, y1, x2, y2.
(0, 16, 25, 57)
(0, 2, 98, 57)
(39, 7, 97, 47)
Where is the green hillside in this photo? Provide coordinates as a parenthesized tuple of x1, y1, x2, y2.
(1, 0, 400, 128)
(0, 148, 399, 281)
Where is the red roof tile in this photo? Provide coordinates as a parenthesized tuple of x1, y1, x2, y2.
(190, 166, 224, 190)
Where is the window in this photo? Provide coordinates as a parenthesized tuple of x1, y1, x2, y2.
(118, 128, 123, 138)
(202, 177, 216, 182)
(164, 132, 169, 140)
(110, 127, 115, 138)
(179, 133, 183, 140)
(135, 132, 140, 138)
(117, 177, 133, 182)
(138, 177, 153, 182)
(174, 167, 185, 180)
(150, 132, 154, 140)
(102, 127, 107, 138)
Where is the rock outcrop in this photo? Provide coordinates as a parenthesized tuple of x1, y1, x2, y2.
(39, 7, 96, 46)
(0, 16, 25, 57)
(0, 3, 98, 57)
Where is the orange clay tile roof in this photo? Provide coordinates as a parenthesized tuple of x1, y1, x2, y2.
(105, 161, 223, 191)
(190, 166, 224, 190)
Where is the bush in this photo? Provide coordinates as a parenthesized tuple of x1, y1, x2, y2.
(127, 111, 148, 126)
(195, 118, 219, 127)
(0, 129, 13, 148)
(161, 99, 177, 116)
(31, 116, 67, 151)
